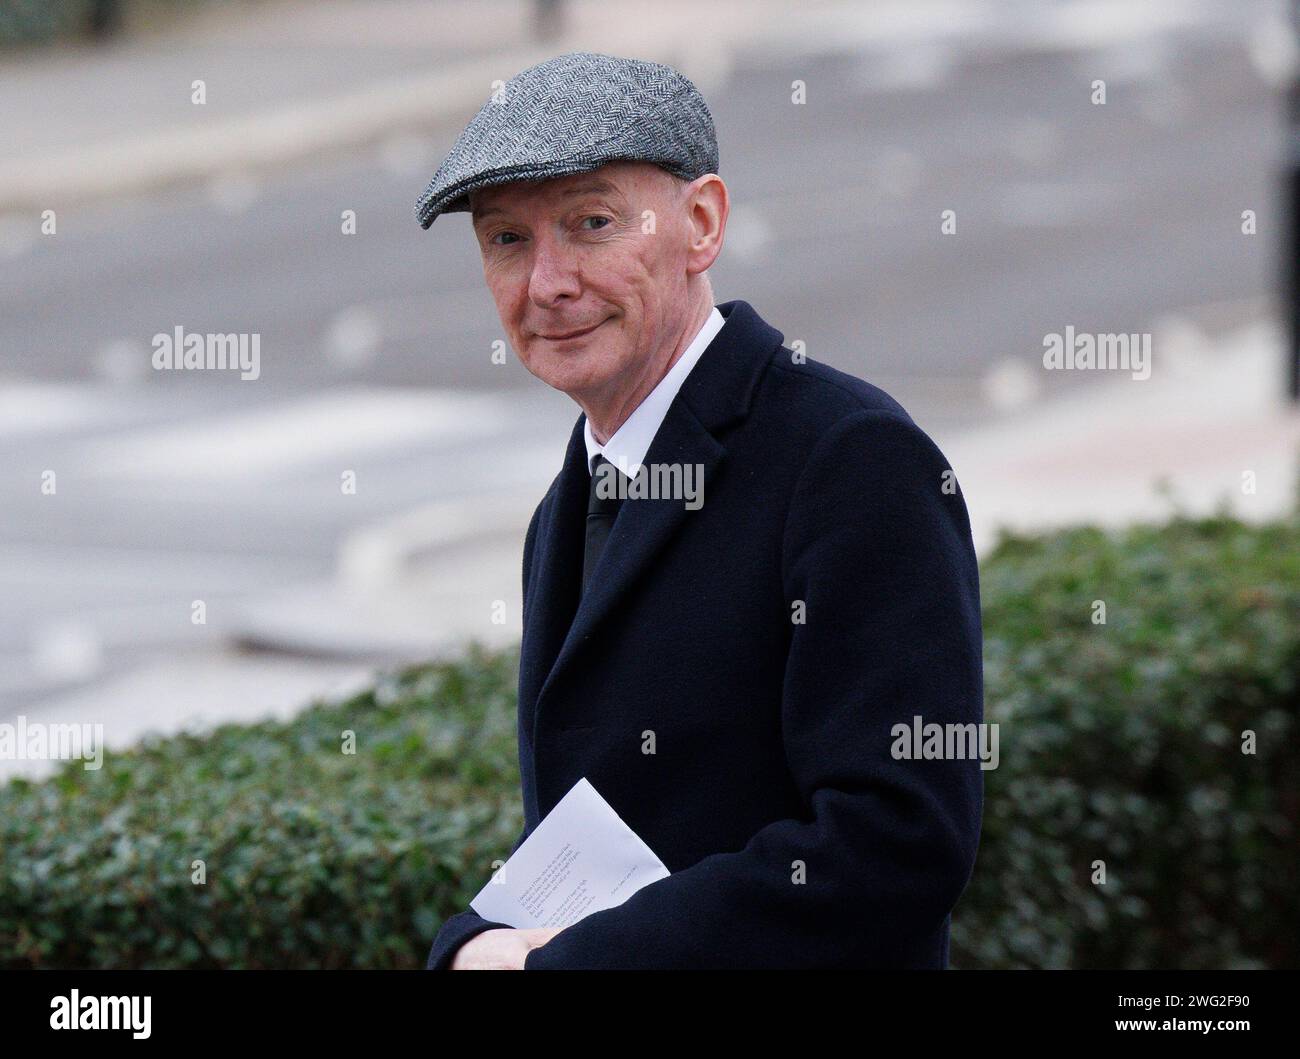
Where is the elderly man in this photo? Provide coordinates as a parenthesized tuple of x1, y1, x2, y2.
(415, 51, 984, 970)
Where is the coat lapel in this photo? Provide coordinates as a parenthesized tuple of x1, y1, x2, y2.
(517, 414, 588, 744)
(523, 300, 787, 739)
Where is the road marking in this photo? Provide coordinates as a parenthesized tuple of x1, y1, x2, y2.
(0, 380, 117, 436)
(80, 386, 520, 480)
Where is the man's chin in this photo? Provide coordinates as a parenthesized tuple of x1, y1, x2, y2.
(526, 354, 619, 399)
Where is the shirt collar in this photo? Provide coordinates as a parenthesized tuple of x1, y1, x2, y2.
(583, 306, 726, 477)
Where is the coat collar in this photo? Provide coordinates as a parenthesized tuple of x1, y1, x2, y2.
(521, 299, 786, 737)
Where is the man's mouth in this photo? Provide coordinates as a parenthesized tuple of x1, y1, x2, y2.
(539, 318, 607, 341)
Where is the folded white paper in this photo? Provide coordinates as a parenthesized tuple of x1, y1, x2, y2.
(470, 776, 670, 930)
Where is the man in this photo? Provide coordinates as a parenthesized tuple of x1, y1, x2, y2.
(415, 51, 984, 970)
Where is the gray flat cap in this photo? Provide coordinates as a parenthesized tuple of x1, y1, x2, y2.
(414, 51, 718, 229)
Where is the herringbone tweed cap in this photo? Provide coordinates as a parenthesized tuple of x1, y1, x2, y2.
(414, 51, 718, 229)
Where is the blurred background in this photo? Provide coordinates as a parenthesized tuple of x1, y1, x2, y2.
(1, 0, 1297, 969)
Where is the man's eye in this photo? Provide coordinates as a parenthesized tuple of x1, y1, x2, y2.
(581, 216, 611, 231)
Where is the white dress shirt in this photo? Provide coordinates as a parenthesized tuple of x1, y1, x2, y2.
(583, 306, 726, 477)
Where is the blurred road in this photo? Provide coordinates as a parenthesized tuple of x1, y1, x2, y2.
(0, 0, 1292, 734)
(3, 1, 1283, 396)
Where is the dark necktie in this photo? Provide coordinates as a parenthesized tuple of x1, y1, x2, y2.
(583, 454, 626, 596)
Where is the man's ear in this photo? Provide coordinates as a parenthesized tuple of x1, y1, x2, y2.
(685, 175, 728, 273)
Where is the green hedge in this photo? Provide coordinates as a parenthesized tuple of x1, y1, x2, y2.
(950, 511, 1299, 969)
(1, 512, 1296, 968)
(0, 643, 523, 969)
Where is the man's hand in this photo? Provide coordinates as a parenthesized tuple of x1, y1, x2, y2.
(449, 927, 563, 969)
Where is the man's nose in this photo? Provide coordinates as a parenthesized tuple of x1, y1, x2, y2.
(527, 231, 582, 306)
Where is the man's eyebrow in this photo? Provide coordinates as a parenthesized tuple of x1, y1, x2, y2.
(556, 178, 622, 200)
(471, 178, 623, 223)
